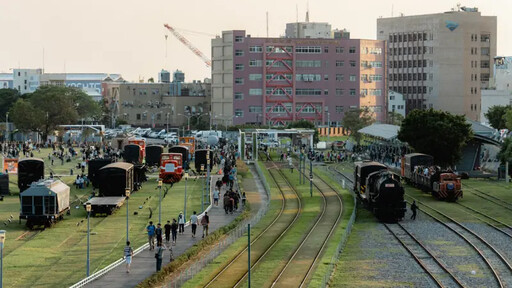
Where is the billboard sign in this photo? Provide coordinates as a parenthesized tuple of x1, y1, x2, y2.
(3, 158, 18, 174)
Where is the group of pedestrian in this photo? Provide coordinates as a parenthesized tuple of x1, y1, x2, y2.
(223, 189, 240, 214)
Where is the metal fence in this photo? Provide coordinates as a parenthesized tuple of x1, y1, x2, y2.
(320, 183, 358, 287)
(164, 163, 270, 287)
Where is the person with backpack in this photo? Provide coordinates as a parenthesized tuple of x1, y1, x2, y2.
(201, 212, 210, 238)
(155, 223, 163, 247)
(171, 218, 178, 245)
(146, 221, 156, 250)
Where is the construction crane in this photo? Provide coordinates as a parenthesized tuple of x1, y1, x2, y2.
(164, 24, 211, 68)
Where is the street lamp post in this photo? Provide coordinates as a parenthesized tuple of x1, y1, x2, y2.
(201, 164, 205, 212)
(326, 111, 330, 142)
(158, 180, 162, 224)
(206, 147, 211, 206)
(184, 172, 189, 220)
(125, 188, 130, 242)
(5, 112, 8, 145)
(166, 113, 170, 133)
(0, 230, 5, 288)
(86, 204, 91, 277)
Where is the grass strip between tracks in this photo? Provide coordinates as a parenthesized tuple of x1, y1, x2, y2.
(308, 166, 354, 287)
(180, 161, 282, 287)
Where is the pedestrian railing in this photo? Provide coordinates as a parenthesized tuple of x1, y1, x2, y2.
(164, 163, 271, 287)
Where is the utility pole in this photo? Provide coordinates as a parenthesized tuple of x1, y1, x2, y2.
(248, 224, 251, 288)
(310, 152, 313, 197)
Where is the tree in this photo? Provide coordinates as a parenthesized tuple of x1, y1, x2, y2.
(0, 89, 20, 121)
(10, 86, 101, 140)
(342, 107, 375, 144)
(287, 119, 319, 144)
(485, 105, 511, 130)
(397, 109, 472, 167)
(387, 111, 404, 125)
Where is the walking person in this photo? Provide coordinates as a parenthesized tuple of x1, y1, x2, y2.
(223, 193, 231, 214)
(410, 201, 418, 220)
(190, 211, 198, 238)
(201, 212, 210, 238)
(164, 221, 171, 244)
(241, 192, 247, 207)
(146, 221, 156, 250)
(155, 243, 166, 272)
(124, 241, 134, 273)
(213, 186, 220, 206)
(171, 218, 178, 245)
(178, 212, 185, 234)
(155, 223, 163, 247)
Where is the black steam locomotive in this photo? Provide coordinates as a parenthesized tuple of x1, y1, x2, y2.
(354, 161, 406, 222)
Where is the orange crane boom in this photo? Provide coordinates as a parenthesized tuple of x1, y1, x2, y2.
(164, 24, 212, 68)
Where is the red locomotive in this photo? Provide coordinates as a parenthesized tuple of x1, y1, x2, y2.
(159, 153, 183, 184)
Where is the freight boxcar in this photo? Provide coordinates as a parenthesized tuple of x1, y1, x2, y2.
(18, 158, 45, 193)
(194, 149, 214, 173)
(123, 144, 144, 164)
(98, 162, 134, 197)
(20, 179, 70, 229)
(145, 145, 164, 166)
(88, 158, 113, 188)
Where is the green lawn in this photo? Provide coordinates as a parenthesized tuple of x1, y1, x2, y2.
(319, 135, 349, 142)
(0, 148, 203, 288)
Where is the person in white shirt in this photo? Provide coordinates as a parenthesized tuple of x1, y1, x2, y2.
(190, 211, 198, 238)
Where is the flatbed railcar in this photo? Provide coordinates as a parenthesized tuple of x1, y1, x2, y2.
(401, 153, 463, 201)
(354, 161, 406, 222)
(20, 179, 70, 229)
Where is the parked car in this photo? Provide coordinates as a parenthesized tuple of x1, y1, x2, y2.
(164, 136, 178, 145)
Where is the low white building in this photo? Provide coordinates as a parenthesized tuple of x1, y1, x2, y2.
(388, 90, 406, 117)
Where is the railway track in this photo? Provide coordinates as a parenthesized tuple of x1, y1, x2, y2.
(405, 195, 512, 288)
(462, 184, 512, 212)
(268, 161, 343, 287)
(384, 223, 464, 288)
(329, 163, 512, 287)
(455, 202, 512, 238)
(203, 162, 302, 287)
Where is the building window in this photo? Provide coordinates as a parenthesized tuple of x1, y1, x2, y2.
(350, 61, 356, 67)
(235, 50, 244, 56)
(349, 89, 356, 96)
(295, 46, 322, 53)
(324, 46, 329, 53)
(481, 34, 490, 42)
(296, 74, 321, 81)
(390, 95, 395, 100)
(249, 46, 263, 53)
(336, 47, 344, 53)
(324, 74, 329, 81)
(249, 60, 262, 67)
(295, 89, 322, 96)
(235, 92, 244, 100)
(481, 47, 490, 56)
(336, 89, 344, 96)
(324, 89, 329, 95)
(349, 47, 356, 53)
(349, 75, 356, 82)
(235, 64, 244, 70)
(336, 74, 344, 81)
(249, 88, 262, 95)
(335, 106, 344, 113)
(336, 60, 344, 67)
(249, 106, 262, 113)
(249, 74, 262, 81)
(157, 114, 162, 120)
(235, 36, 244, 42)
(136, 114, 141, 120)
(481, 73, 490, 81)
(296, 60, 321, 67)
(235, 109, 244, 117)
(235, 78, 244, 84)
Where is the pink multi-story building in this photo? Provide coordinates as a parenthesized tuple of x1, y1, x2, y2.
(211, 29, 387, 127)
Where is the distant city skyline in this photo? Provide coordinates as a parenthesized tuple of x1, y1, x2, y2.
(1, 0, 510, 82)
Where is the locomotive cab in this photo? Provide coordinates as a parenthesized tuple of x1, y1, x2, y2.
(432, 172, 463, 201)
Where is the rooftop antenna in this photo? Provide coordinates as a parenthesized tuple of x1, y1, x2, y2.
(266, 12, 269, 37)
(305, 1, 310, 22)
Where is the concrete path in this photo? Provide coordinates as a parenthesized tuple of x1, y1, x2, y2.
(85, 174, 241, 288)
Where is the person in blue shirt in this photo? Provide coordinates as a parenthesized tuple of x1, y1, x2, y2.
(146, 221, 156, 250)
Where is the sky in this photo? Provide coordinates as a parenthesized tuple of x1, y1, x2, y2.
(1, 0, 511, 82)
